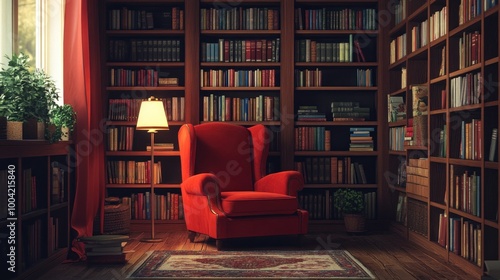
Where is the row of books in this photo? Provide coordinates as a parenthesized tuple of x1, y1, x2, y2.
(108, 7, 184, 30)
(106, 160, 162, 185)
(298, 190, 377, 220)
(121, 192, 184, 220)
(458, 31, 481, 69)
(295, 38, 363, 63)
(200, 7, 279, 30)
(448, 216, 481, 266)
(202, 94, 279, 122)
(450, 72, 481, 108)
(430, 6, 447, 42)
(355, 69, 373, 87)
(294, 7, 377, 30)
(22, 168, 37, 214)
(109, 68, 159, 87)
(349, 127, 374, 151)
(107, 126, 134, 152)
(295, 157, 369, 185)
(459, 119, 482, 160)
(23, 219, 43, 267)
(394, 0, 407, 25)
(410, 18, 428, 52)
(51, 163, 66, 204)
(109, 39, 182, 62)
(294, 127, 330, 151)
(108, 97, 185, 122)
(449, 166, 481, 217)
(389, 126, 405, 152)
(390, 33, 407, 64)
(295, 68, 322, 87)
(201, 39, 280, 62)
(200, 69, 277, 87)
(459, 0, 485, 25)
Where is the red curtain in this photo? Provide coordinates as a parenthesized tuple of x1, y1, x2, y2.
(64, 0, 105, 261)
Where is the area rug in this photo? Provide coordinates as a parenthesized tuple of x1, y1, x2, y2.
(128, 250, 375, 279)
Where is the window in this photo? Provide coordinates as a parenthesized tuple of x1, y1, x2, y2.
(1, 0, 65, 103)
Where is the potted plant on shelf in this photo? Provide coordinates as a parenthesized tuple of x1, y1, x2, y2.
(333, 188, 366, 233)
(0, 53, 34, 140)
(49, 104, 76, 141)
(31, 68, 60, 139)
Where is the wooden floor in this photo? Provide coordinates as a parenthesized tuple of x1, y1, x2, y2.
(33, 230, 480, 280)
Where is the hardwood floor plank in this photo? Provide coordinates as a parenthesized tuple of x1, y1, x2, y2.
(32, 231, 479, 280)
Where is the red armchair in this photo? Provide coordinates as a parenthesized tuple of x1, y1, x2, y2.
(178, 122, 308, 247)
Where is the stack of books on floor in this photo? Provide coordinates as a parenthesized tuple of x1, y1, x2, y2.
(349, 127, 374, 151)
(79, 235, 129, 264)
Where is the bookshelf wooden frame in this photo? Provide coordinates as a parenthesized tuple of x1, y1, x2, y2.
(0, 141, 72, 280)
(384, 0, 499, 277)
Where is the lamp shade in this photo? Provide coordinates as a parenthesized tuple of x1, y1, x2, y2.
(136, 99, 169, 131)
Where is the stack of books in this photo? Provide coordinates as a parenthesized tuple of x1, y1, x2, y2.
(147, 143, 174, 151)
(79, 235, 129, 264)
(296, 105, 326, 121)
(331, 101, 370, 121)
(349, 127, 374, 151)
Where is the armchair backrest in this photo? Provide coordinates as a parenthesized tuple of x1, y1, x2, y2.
(178, 123, 270, 192)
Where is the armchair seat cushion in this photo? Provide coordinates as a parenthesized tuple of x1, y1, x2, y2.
(221, 191, 298, 217)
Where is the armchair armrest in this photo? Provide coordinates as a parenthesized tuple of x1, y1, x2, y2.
(254, 171, 304, 196)
(181, 173, 222, 197)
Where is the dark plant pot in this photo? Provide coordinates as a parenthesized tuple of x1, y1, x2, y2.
(23, 118, 38, 139)
(0, 116, 6, 140)
(37, 121, 45, 140)
(343, 213, 366, 233)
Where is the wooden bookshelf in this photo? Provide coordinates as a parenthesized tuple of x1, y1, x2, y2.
(0, 141, 72, 280)
(99, 0, 385, 232)
(383, 0, 499, 277)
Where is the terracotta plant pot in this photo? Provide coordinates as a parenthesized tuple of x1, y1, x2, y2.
(7, 121, 23, 140)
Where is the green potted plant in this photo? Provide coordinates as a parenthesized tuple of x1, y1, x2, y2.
(30, 68, 60, 139)
(0, 53, 34, 139)
(49, 104, 76, 141)
(333, 188, 366, 233)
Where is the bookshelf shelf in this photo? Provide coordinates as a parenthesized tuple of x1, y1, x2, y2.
(389, 150, 406, 156)
(201, 30, 281, 35)
(448, 64, 482, 79)
(106, 30, 185, 36)
(294, 151, 378, 157)
(106, 184, 180, 189)
(107, 62, 185, 67)
(200, 62, 281, 67)
(295, 86, 377, 91)
(295, 30, 378, 35)
(389, 120, 406, 127)
(200, 87, 280, 91)
(106, 86, 186, 91)
(485, 219, 499, 229)
(296, 121, 378, 126)
(295, 62, 379, 67)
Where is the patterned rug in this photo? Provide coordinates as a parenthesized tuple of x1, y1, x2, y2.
(128, 250, 375, 279)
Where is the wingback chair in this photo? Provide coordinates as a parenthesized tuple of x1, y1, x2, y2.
(178, 122, 308, 248)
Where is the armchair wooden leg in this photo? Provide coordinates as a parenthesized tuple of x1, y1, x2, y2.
(188, 231, 197, 242)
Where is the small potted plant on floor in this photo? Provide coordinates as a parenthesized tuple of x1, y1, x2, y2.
(49, 104, 76, 141)
(333, 188, 366, 233)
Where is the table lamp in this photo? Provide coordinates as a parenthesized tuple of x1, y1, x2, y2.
(136, 96, 169, 242)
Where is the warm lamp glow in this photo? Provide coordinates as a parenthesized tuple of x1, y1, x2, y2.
(136, 97, 169, 132)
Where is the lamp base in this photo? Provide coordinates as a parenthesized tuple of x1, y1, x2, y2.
(140, 237, 163, 243)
